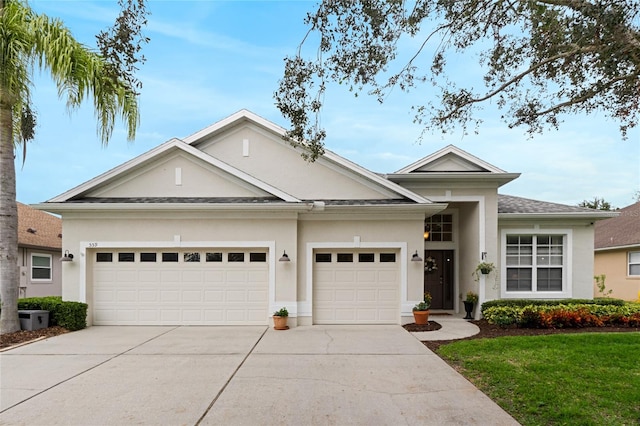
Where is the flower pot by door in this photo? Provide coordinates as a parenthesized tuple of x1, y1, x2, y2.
(273, 315, 289, 330)
(463, 301, 474, 320)
(413, 310, 430, 324)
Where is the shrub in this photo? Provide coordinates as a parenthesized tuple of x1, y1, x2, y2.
(483, 300, 640, 329)
(17, 297, 87, 331)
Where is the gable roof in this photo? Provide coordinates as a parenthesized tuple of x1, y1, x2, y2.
(18, 202, 62, 250)
(47, 138, 301, 203)
(184, 110, 431, 204)
(595, 201, 640, 250)
(498, 194, 618, 220)
(387, 145, 520, 188)
(395, 144, 507, 174)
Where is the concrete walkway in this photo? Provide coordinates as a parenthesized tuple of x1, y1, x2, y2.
(0, 325, 517, 425)
(410, 316, 481, 341)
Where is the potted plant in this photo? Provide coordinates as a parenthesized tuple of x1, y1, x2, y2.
(473, 261, 495, 281)
(273, 307, 289, 330)
(463, 291, 478, 319)
(412, 292, 432, 324)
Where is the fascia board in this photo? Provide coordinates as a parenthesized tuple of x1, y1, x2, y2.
(48, 138, 300, 204)
(33, 202, 311, 214)
(595, 243, 640, 252)
(499, 212, 618, 220)
(183, 109, 286, 145)
(48, 138, 185, 202)
(395, 144, 507, 174)
(387, 172, 521, 187)
(319, 203, 449, 215)
(321, 150, 430, 203)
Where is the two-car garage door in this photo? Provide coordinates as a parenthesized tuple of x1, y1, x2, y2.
(313, 249, 400, 324)
(92, 248, 269, 325)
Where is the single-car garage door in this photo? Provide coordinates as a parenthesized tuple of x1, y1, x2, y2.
(92, 249, 269, 325)
(313, 250, 400, 324)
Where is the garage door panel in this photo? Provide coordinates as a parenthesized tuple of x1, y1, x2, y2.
(335, 271, 355, 282)
(93, 248, 269, 325)
(314, 250, 400, 324)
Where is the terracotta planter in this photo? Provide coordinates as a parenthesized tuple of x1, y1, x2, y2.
(273, 315, 289, 330)
(413, 310, 430, 324)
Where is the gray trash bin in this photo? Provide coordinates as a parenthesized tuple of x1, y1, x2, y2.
(18, 310, 50, 331)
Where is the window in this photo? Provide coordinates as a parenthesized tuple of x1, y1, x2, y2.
(250, 253, 267, 262)
(140, 253, 157, 262)
(96, 252, 113, 262)
(184, 252, 200, 262)
(162, 252, 179, 262)
(228, 252, 245, 262)
(425, 214, 453, 242)
(31, 254, 52, 280)
(315, 253, 332, 263)
(629, 252, 640, 276)
(358, 253, 375, 262)
(380, 253, 396, 263)
(506, 234, 564, 293)
(337, 253, 353, 263)
(206, 252, 223, 262)
(118, 252, 135, 262)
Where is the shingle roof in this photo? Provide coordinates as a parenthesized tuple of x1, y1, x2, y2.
(17, 202, 62, 250)
(498, 194, 598, 214)
(595, 201, 640, 249)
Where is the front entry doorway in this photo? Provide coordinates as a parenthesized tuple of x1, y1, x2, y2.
(424, 250, 454, 309)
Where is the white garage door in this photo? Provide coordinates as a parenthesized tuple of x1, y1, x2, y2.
(313, 250, 400, 324)
(92, 249, 269, 325)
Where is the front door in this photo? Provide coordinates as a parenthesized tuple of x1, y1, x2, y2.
(424, 250, 454, 309)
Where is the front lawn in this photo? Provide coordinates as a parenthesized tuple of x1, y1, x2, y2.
(438, 332, 640, 426)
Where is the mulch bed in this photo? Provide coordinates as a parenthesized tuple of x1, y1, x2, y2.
(0, 326, 69, 350)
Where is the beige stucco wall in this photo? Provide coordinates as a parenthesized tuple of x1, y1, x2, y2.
(594, 249, 640, 301)
(297, 213, 425, 325)
(197, 126, 398, 200)
(498, 220, 596, 299)
(61, 211, 299, 324)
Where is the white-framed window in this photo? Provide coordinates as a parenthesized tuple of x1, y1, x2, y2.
(629, 252, 640, 276)
(502, 231, 571, 297)
(31, 253, 52, 281)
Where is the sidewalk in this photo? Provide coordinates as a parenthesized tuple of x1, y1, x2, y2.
(410, 316, 480, 341)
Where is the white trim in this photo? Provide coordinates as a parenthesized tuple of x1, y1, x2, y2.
(395, 144, 508, 174)
(49, 138, 301, 203)
(30, 252, 53, 282)
(301, 241, 408, 321)
(499, 229, 573, 299)
(78, 240, 277, 316)
(184, 109, 287, 145)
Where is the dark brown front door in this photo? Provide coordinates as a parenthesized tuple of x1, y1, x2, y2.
(424, 250, 454, 309)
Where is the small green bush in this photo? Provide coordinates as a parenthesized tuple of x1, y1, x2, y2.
(17, 297, 87, 331)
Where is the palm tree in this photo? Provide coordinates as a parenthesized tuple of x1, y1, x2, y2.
(0, 0, 142, 333)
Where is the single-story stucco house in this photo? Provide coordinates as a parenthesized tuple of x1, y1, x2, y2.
(35, 110, 614, 327)
(17, 202, 63, 298)
(594, 201, 640, 301)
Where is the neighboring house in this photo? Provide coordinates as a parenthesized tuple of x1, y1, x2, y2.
(17, 202, 63, 298)
(35, 110, 613, 326)
(594, 202, 640, 301)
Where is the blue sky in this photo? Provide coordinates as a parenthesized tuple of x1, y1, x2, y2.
(19, 0, 640, 208)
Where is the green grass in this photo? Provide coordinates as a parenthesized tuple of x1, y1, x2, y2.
(438, 333, 640, 426)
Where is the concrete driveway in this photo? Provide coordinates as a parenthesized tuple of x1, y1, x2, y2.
(0, 325, 518, 425)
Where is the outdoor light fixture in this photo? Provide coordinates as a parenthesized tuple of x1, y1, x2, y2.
(423, 230, 430, 240)
(279, 251, 290, 262)
(411, 250, 423, 262)
(61, 250, 74, 262)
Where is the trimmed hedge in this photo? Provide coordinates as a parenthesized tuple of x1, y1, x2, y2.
(481, 299, 640, 328)
(17, 296, 87, 331)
